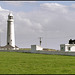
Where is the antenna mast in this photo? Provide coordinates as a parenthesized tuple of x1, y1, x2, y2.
(39, 37, 42, 46)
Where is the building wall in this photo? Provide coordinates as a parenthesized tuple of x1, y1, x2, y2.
(60, 44, 65, 51)
(65, 44, 75, 52)
(31, 45, 36, 52)
(36, 45, 43, 50)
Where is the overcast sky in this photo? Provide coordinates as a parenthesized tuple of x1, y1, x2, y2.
(0, 1, 75, 50)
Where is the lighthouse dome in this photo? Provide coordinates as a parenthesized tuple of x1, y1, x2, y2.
(8, 13, 13, 16)
(8, 12, 14, 20)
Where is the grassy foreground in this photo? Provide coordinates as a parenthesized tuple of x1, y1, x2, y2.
(0, 52, 75, 74)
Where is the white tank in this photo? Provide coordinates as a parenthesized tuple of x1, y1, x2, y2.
(7, 13, 15, 47)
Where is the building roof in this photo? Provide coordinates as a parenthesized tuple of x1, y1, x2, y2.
(15, 45, 18, 48)
(0, 45, 19, 48)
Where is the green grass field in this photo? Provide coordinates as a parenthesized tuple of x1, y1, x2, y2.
(0, 52, 75, 74)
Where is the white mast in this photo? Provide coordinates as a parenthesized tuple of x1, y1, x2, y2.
(7, 13, 15, 47)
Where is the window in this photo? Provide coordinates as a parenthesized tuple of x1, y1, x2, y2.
(61, 47, 64, 51)
(9, 16, 13, 19)
(61, 47, 63, 50)
(8, 43, 9, 45)
(68, 47, 70, 51)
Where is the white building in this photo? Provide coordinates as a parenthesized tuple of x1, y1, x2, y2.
(31, 45, 43, 52)
(60, 39, 75, 52)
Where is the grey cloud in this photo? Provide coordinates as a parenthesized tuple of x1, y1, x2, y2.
(40, 3, 68, 13)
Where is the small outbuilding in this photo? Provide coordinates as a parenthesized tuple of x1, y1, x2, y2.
(60, 39, 75, 52)
(31, 45, 43, 52)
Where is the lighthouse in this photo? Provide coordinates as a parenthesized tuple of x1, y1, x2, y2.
(7, 13, 15, 47)
(0, 13, 19, 50)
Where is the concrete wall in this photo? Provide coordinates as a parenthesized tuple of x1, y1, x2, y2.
(31, 50, 75, 56)
(0, 50, 31, 53)
(0, 50, 75, 56)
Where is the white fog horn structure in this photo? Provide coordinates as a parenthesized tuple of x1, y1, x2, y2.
(7, 13, 15, 47)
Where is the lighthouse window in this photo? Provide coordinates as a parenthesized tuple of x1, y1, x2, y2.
(9, 16, 13, 19)
(8, 43, 9, 45)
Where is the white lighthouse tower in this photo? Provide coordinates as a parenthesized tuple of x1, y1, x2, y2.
(7, 13, 15, 47)
(0, 13, 19, 50)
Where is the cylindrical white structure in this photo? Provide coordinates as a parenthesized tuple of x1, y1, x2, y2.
(7, 13, 15, 47)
